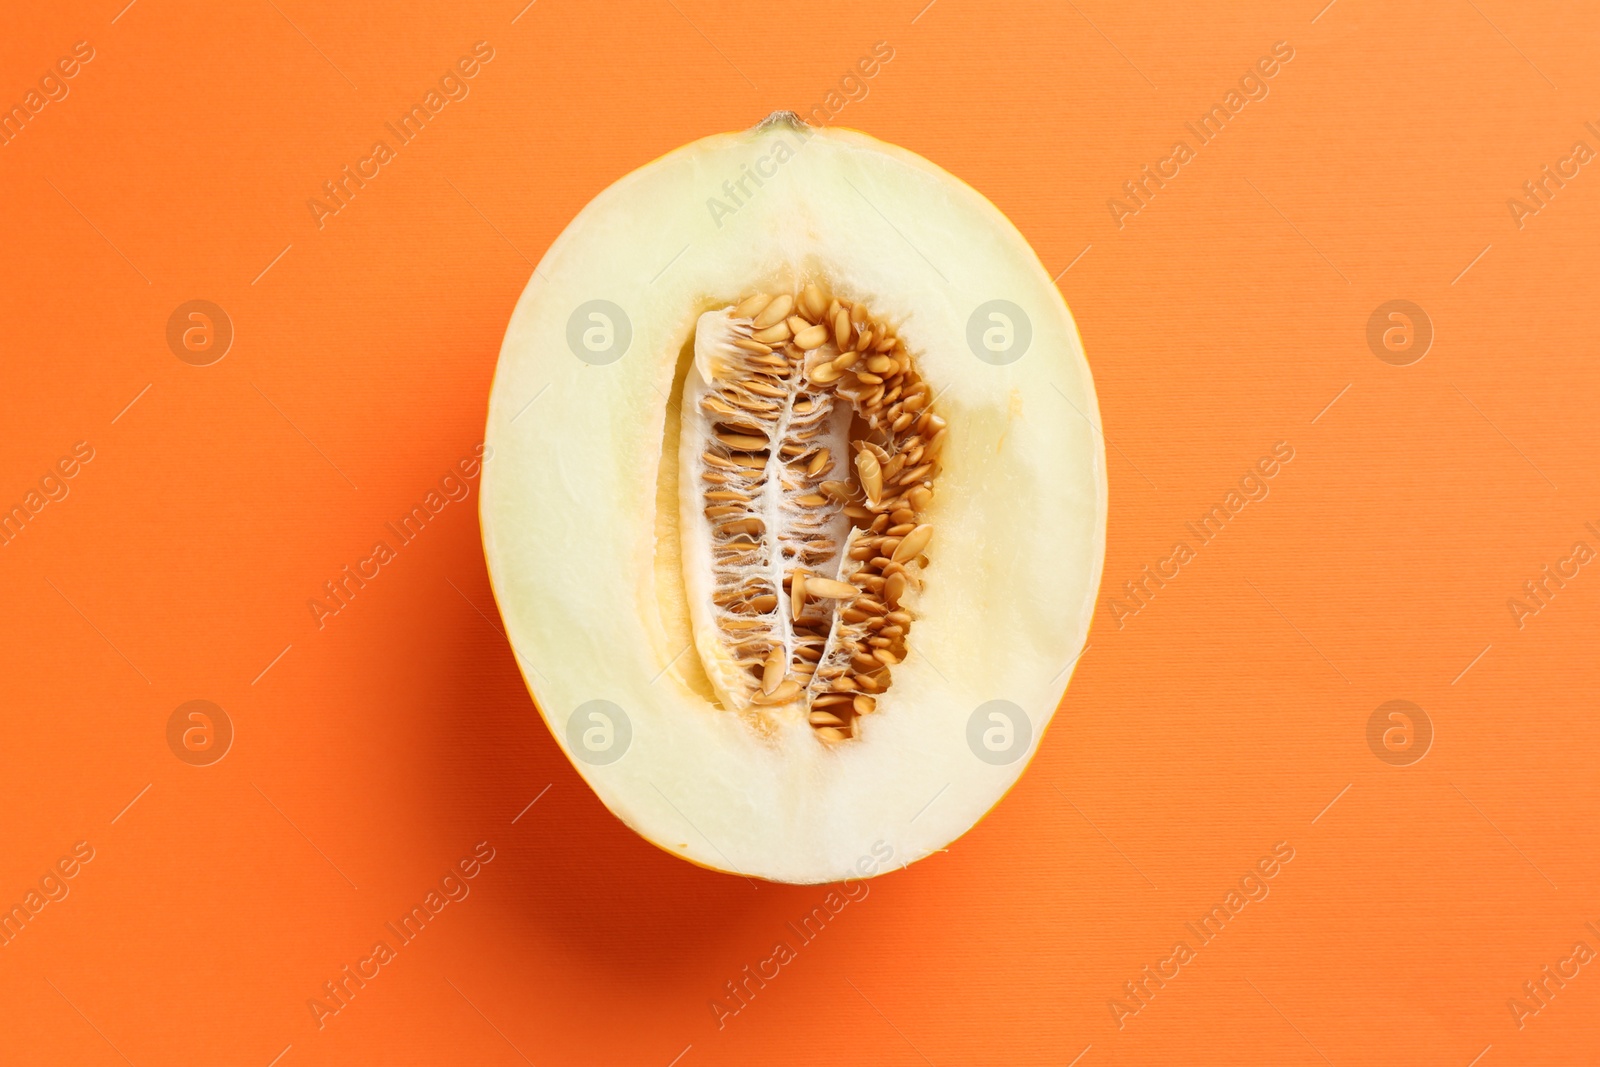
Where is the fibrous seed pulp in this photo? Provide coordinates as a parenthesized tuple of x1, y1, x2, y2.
(679, 284, 945, 742)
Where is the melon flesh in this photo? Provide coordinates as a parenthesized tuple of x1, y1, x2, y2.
(481, 113, 1105, 884)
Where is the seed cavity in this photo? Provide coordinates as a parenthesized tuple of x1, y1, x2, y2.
(679, 285, 942, 742)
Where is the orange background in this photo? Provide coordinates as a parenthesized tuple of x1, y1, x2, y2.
(3, 1, 1597, 1064)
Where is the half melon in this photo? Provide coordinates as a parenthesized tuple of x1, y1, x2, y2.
(481, 113, 1105, 884)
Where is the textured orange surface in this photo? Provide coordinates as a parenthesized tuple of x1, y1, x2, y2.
(3, 1, 1597, 1064)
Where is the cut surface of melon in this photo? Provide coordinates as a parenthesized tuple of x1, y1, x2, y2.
(481, 113, 1105, 884)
